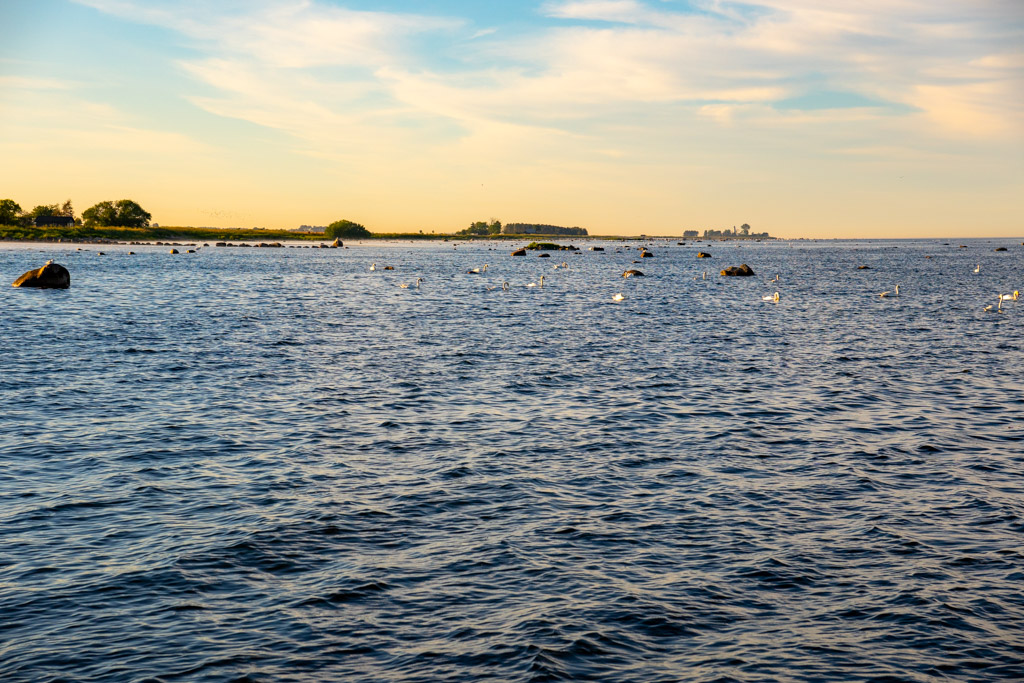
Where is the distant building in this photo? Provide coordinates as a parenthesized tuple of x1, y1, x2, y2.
(683, 230, 699, 238)
(35, 216, 74, 228)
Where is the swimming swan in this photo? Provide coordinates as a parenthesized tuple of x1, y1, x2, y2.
(762, 292, 780, 302)
(879, 284, 900, 297)
(612, 293, 625, 301)
(999, 290, 1019, 302)
(526, 275, 545, 288)
(370, 263, 376, 271)
(974, 264, 981, 273)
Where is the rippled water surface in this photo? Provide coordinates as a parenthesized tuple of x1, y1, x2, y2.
(2, 238, 1023, 682)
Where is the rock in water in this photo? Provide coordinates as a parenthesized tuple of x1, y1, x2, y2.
(511, 248, 527, 256)
(697, 252, 712, 258)
(720, 264, 755, 277)
(331, 238, 343, 248)
(622, 269, 645, 277)
(12, 262, 71, 289)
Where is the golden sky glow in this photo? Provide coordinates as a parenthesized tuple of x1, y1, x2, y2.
(1, 0, 1022, 237)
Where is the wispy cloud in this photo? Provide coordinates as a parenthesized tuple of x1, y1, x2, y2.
(71, 0, 1023, 152)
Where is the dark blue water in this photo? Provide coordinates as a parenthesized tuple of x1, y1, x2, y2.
(2, 238, 1023, 682)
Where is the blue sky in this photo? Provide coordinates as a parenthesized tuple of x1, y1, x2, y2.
(1, 0, 1022, 236)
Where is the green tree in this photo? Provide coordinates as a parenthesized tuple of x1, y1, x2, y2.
(0, 199, 22, 225)
(29, 204, 60, 221)
(740, 223, 750, 235)
(325, 219, 370, 239)
(488, 219, 502, 235)
(82, 199, 151, 227)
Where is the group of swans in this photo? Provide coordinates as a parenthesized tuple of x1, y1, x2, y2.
(369, 258, 1017, 313)
(986, 290, 1020, 312)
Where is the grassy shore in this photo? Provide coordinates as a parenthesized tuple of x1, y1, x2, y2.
(0, 224, 771, 243)
(0, 225, 609, 243)
(0, 224, 334, 243)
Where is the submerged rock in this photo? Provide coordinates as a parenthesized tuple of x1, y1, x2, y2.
(511, 248, 526, 256)
(169, 249, 179, 254)
(697, 252, 712, 258)
(622, 269, 645, 277)
(857, 265, 870, 269)
(995, 247, 1007, 252)
(641, 251, 654, 257)
(721, 264, 755, 277)
(12, 261, 70, 289)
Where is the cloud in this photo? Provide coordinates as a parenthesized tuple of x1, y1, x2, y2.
(0, 76, 73, 90)
(71, 0, 1023, 157)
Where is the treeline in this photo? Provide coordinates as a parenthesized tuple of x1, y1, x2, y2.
(502, 223, 588, 236)
(0, 197, 152, 228)
(455, 219, 590, 237)
(687, 223, 771, 239)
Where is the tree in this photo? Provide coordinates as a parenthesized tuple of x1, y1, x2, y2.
(325, 219, 370, 239)
(59, 199, 75, 219)
(0, 199, 22, 225)
(488, 219, 502, 235)
(29, 204, 60, 221)
(82, 199, 151, 227)
(740, 223, 750, 235)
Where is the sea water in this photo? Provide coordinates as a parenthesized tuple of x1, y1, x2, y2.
(1, 238, 1022, 681)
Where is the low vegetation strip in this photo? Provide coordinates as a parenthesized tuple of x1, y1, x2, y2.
(0, 225, 330, 242)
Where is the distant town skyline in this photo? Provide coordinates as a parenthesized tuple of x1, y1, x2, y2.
(2, 0, 1021, 238)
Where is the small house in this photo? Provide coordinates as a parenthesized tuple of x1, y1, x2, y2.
(35, 216, 74, 228)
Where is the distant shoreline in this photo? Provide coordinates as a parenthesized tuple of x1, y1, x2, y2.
(0, 225, 780, 244)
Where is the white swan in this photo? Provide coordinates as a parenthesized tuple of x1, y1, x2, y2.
(879, 284, 900, 297)
(999, 290, 1019, 302)
(369, 263, 376, 271)
(502, 281, 510, 291)
(762, 292, 780, 302)
(467, 264, 489, 274)
(612, 293, 625, 301)
(526, 275, 545, 288)
(398, 278, 423, 289)
(974, 264, 981, 273)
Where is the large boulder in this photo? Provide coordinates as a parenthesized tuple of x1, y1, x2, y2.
(511, 248, 526, 256)
(12, 261, 70, 289)
(331, 238, 343, 248)
(697, 252, 712, 258)
(640, 250, 654, 257)
(720, 264, 755, 277)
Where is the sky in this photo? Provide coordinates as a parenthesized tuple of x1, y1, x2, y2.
(1, 0, 1022, 238)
